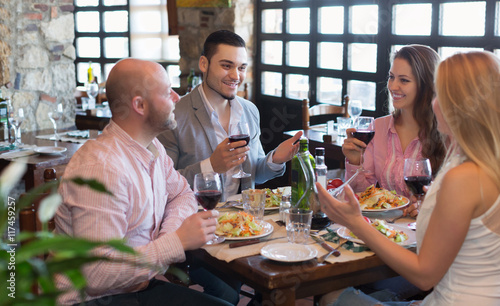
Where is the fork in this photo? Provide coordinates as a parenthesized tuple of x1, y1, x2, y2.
(328, 168, 361, 198)
(386, 214, 404, 223)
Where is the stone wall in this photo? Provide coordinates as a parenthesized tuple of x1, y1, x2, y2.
(177, 0, 254, 99)
(0, 0, 75, 133)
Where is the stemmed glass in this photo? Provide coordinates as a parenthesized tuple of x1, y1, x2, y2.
(404, 158, 432, 229)
(348, 100, 363, 128)
(9, 107, 25, 146)
(353, 116, 375, 172)
(229, 121, 251, 178)
(86, 82, 98, 109)
(194, 172, 225, 245)
(48, 103, 63, 141)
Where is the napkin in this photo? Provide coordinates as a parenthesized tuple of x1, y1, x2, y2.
(202, 219, 287, 262)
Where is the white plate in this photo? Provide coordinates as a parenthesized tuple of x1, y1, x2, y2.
(360, 196, 410, 212)
(221, 220, 274, 241)
(34, 146, 67, 155)
(260, 243, 318, 262)
(337, 224, 416, 246)
(227, 186, 291, 211)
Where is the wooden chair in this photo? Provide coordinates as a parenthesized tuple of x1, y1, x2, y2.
(237, 83, 249, 100)
(302, 95, 350, 130)
(19, 168, 58, 236)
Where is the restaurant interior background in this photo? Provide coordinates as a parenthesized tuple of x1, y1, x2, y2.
(1, 0, 500, 188)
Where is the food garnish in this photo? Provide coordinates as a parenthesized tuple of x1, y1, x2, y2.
(350, 219, 409, 243)
(358, 185, 406, 210)
(215, 211, 263, 237)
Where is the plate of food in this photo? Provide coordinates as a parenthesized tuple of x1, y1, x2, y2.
(215, 211, 274, 240)
(228, 187, 290, 211)
(261, 243, 318, 263)
(358, 185, 409, 212)
(337, 219, 416, 246)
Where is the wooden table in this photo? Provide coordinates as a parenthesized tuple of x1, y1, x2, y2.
(189, 243, 397, 305)
(284, 128, 346, 169)
(0, 129, 83, 191)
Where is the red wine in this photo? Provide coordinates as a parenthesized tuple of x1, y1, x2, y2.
(353, 131, 375, 145)
(404, 176, 432, 195)
(195, 190, 222, 210)
(229, 134, 250, 147)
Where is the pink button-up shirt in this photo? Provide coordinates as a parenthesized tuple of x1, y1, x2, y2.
(55, 120, 197, 304)
(345, 115, 423, 198)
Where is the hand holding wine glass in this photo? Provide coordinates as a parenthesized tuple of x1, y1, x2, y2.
(404, 158, 432, 229)
(9, 107, 25, 146)
(48, 103, 63, 141)
(194, 172, 225, 244)
(229, 121, 251, 178)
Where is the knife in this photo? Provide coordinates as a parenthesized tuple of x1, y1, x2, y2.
(228, 237, 284, 248)
(310, 235, 341, 258)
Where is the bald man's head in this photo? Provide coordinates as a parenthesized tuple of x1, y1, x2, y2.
(106, 59, 165, 119)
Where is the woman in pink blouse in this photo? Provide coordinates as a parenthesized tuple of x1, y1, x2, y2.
(342, 44, 446, 217)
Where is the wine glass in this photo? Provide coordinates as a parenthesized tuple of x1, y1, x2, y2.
(348, 100, 363, 128)
(48, 103, 63, 141)
(229, 121, 251, 178)
(194, 172, 225, 245)
(352, 116, 375, 172)
(86, 82, 98, 109)
(9, 107, 25, 146)
(404, 158, 432, 229)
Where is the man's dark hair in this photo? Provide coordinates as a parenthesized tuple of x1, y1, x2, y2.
(202, 30, 246, 61)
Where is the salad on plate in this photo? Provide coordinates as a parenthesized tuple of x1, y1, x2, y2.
(215, 211, 263, 238)
(350, 219, 409, 243)
(358, 185, 408, 211)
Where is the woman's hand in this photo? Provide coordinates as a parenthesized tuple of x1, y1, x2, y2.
(403, 185, 430, 217)
(342, 128, 367, 166)
(316, 182, 365, 229)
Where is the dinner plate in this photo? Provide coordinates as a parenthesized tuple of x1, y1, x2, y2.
(34, 146, 67, 155)
(260, 243, 318, 262)
(221, 220, 274, 241)
(360, 196, 410, 212)
(336, 224, 416, 246)
(227, 186, 291, 211)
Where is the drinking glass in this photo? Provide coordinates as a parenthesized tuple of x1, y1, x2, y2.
(353, 116, 375, 172)
(404, 158, 432, 229)
(337, 117, 351, 137)
(86, 83, 98, 109)
(229, 121, 251, 178)
(48, 103, 63, 141)
(348, 100, 363, 128)
(194, 172, 225, 245)
(9, 107, 25, 146)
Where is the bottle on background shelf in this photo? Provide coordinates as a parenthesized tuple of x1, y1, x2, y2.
(87, 62, 94, 84)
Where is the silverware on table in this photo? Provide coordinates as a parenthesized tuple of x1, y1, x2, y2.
(228, 237, 285, 248)
(218, 200, 241, 209)
(311, 235, 343, 263)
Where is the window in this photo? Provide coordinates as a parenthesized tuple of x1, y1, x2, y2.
(74, 0, 180, 88)
(255, 0, 500, 117)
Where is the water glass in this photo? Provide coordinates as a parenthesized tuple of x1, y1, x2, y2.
(242, 189, 266, 220)
(337, 117, 351, 137)
(285, 208, 313, 244)
(326, 120, 338, 138)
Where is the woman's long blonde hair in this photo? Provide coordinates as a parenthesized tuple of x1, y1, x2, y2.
(435, 51, 500, 189)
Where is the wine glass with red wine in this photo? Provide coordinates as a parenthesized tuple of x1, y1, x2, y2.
(229, 121, 251, 178)
(404, 158, 432, 229)
(194, 172, 225, 245)
(352, 116, 375, 172)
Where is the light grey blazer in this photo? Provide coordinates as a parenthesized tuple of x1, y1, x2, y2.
(157, 86, 285, 192)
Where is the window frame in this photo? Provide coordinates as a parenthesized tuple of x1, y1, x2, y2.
(255, 0, 500, 118)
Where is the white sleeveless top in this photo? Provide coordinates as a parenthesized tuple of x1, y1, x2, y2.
(417, 154, 500, 305)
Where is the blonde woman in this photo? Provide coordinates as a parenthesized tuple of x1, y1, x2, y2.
(318, 51, 500, 305)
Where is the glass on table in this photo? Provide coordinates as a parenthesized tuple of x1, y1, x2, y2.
(348, 100, 363, 128)
(194, 172, 225, 245)
(8, 107, 25, 146)
(241, 189, 266, 221)
(337, 117, 351, 137)
(285, 208, 313, 244)
(48, 103, 63, 141)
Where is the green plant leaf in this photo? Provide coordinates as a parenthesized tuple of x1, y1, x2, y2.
(68, 177, 113, 196)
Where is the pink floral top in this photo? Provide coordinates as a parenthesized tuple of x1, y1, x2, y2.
(345, 115, 423, 198)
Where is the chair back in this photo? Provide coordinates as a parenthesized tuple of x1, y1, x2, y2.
(302, 95, 350, 130)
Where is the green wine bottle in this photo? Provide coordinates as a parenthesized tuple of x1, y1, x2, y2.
(291, 137, 316, 210)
